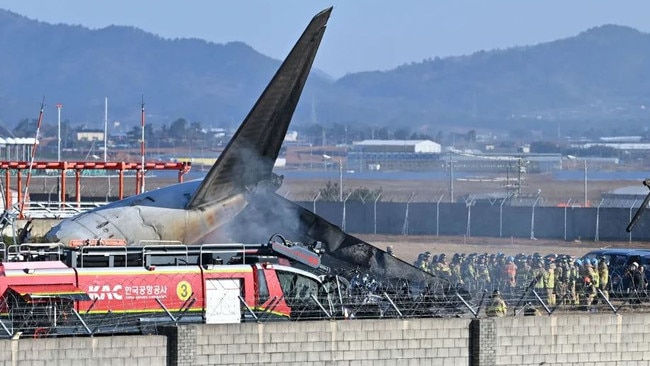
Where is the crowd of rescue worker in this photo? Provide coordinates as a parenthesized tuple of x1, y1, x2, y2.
(408, 250, 649, 316)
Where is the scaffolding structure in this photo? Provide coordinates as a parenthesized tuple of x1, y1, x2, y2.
(0, 161, 191, 218)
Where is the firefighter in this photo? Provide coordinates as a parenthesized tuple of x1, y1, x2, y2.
(418, 252, 432, 272)
(532, 261, 546, 297)
(448, 260, 464, 286)
(434, 253, 452, 279)
(555, 256, 573, 305)
(583, 261, 598, 306)
(568, 257, 580, 305)
(516, 256, 532, 288)
(503, 256, 518, 294)
(486, 289, 507, 317)
(621, 262, 643, 305)
(597, 257, 609, 300)
(462, 254, 478, 289)
(572, 258, 584, 305)
(544, 262, 556, 305)
(386, 246, 394, 256)
(555, 257, 568, 304)
(476, 256, 491, 291)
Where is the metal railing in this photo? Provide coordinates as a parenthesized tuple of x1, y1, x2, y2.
(12, 201, 109, 219)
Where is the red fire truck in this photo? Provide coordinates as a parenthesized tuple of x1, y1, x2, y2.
(0, 235, 334, 337)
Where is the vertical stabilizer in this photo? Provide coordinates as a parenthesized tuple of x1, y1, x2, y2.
(187, 7, 332, 209)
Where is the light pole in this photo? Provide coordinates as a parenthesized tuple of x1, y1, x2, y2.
(56, 103, 62, 161)
(447, 150, 454, 203)
(567, 155, 587, 206)
(323, 154, 343, 201)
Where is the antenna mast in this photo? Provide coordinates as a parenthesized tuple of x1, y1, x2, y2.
(140, 95, 146, 193)
(19, 97, 45, 219)
(104, 97, 108, 162)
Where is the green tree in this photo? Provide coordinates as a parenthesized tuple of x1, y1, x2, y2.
(188, 121, 206, 147)
(12, 118, 38, 137)
(530, 141, 562, 153)
(394, 127, 411, 140)
(170, 118, 188, 145)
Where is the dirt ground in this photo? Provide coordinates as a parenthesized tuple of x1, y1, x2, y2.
(279, 173, 647, 205)
(356, 234, 650, 265)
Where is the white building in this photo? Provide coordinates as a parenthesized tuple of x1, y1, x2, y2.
(349, 139, 442, 171)
(352, 140, 441, 153)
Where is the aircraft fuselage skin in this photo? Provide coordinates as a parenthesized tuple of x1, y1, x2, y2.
(45, 180, 249, 245)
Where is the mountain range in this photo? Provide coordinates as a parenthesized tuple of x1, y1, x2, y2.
(1, 9, 650, 137)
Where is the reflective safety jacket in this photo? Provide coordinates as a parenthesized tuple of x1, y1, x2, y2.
(486, 297, 507, 317)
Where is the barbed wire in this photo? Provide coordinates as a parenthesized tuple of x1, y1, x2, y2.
(2, 259, 649, 340)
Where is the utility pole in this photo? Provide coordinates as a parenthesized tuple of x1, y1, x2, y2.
(567, 155, 587, 206)
(448, 150, 454, 203)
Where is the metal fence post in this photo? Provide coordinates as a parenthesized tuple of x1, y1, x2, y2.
(563, 198, 572, 241)
(466, 197, 475, 238)
(436, 194, 444, 237)
(595, 198, 604, 242)
(373, 193, 382, 235)
(402, 193, 415, 236)
(342, 192, 352, 231)
(530, 193, 542, 240)
(312, 191, 321, 214)
(630, 199, 637, 243)
(499, 197, 508, 237)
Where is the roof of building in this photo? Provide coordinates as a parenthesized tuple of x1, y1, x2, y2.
(353, 140, 439, 146)
(0, 137, 38, 144)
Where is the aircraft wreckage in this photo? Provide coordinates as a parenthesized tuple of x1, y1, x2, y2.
(0, 8, 467, 338)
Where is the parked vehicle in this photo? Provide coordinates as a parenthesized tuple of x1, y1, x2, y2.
(0, 235, 335, 338)
(581, 248, 650, 296)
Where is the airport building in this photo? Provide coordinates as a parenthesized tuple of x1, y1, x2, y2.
(347, 139, 442, 171)
(347, 139, 566, 173)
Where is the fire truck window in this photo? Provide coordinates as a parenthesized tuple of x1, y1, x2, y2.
(257, 269, 269, 304)
(276, 270, 321, 306)
(294, 274, 319, 300)
(277, 271, 297, 300)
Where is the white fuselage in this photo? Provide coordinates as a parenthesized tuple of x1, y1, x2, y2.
(45, 179, 249, 245)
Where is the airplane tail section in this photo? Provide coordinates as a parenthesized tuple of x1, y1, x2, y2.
(187, 7, 332, 209)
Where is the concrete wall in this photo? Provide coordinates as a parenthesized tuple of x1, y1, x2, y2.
(164, 314, 650, 366)
(0, 335, 167, 366)
(4, 314, 650, 365)
(493, 314, 650, 365)
(171, 319, 471, 366)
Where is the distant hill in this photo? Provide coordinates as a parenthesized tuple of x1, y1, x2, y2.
(0, 9, 332, 130)
(1, 9, 650, 136)
(321, 24, 650, 135)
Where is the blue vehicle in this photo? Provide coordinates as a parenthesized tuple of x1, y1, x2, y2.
(581, 248, 650, 296)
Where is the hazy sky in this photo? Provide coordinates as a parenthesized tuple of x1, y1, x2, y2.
(0, 1, 648, 78)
